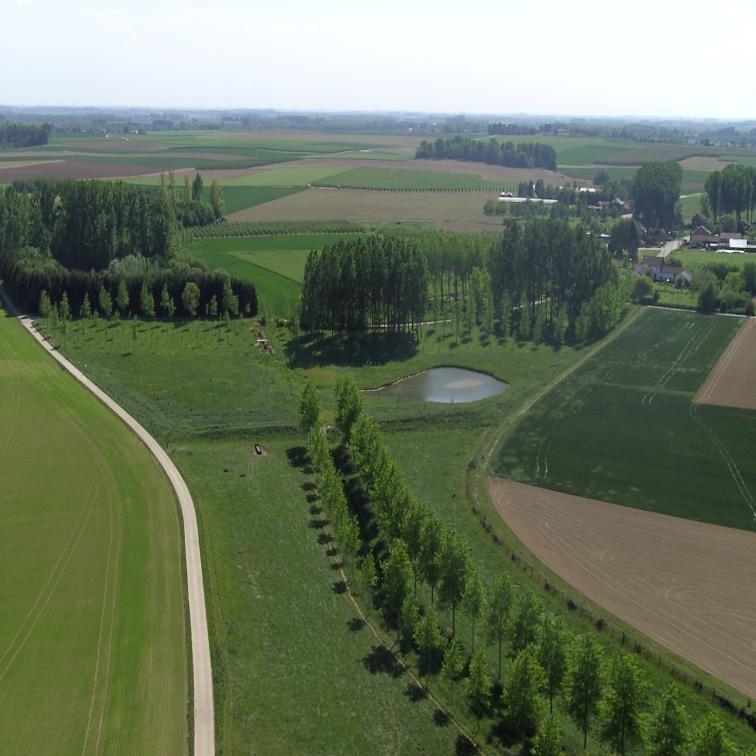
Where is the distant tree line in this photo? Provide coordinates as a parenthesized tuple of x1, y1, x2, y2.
(704, 163, 756, 223)
(487, 123, 538, 136)
(415, 137, 557, 171)
(0, 122, 52, 148)
(300, 236, 427, 333)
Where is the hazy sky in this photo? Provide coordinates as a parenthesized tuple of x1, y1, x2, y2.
(5, 0, 756, 119)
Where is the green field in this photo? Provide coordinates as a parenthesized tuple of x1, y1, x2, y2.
(494, 309, 756, 530)
(53, 314, 756, 752)
(313, 167, 514, 191)
(188, 233, 363, 313)
(673, 247, 754, 272)
(204, 185, 303, 214)
(0, 308, 187, 755)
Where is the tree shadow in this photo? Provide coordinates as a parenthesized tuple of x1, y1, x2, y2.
(285, 445, 309, 470)
(332, 580, 348, 594)
(317, 532, 334, 545)
(405, 681, 427, 703)
(433, 709, 450, 727)
(347, 617, 366, 632)
(362, 645, 405, 678)
(309, 518, 330, 530)
(286, 331, 418, 369)
(456, 734, 480, 754)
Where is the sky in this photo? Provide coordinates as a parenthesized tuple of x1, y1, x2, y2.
(4, 0, 756, 120)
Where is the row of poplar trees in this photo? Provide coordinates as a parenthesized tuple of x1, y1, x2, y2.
(299, 236, 427, 333)
(299, 378, 734, 754)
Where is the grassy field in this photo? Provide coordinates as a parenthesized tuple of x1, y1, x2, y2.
(52, 314, 756, 752)
(673, 247, 754, 272)
(188, 233, 362, 313)
(494, 308, 756, 531)
(0, 308, 187, 755)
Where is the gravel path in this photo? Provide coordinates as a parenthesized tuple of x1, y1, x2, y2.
(0, 287, 215, 756)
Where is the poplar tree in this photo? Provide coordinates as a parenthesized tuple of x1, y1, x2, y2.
(160, 284, 175, 319)
(438, 531, 469, 636)
(504, 646, 546, 737)
(98, 285, 113, 319)
(335, 374, 363, 442)
(38, 290, 52, 318)
(564, 634, 603, 751)
(600, 652, 645, 755)
(643, 687, 689, 756)
(441, 641, 464, 704)
(116, 279, 129, 316)
(486, 574, 513, 680)
(210, 179, 224, 220)
(691, 715, 734, 756)
(537, 613, 568, 714)
(463, 567, 486, 654)
(533, 715, 565, 756)
(182, 282, 200, 317)
(466, 652, 492, 724)
(140, 283, 155, 319)
(80, 292, 92, 319)
(192, 172, 204, 202)
(299, 380, 322, 433)
(414, 606, 443, 673)
(418, 514, 444, 604)
(508, 589, 542, 656)
(381, 539, 414, 623)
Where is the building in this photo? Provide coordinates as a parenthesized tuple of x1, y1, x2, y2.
(634, 256, 693, 286)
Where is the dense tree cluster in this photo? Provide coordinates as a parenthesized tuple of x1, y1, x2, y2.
(0, 122, 52, 148)
(0, 181, 255, 317)
(300, 236, 427, 333)
(704, 163, 756, 223)
(300, 375, 728, 752)
(415, 137, 557, 171)
(631, 162, 682, 230)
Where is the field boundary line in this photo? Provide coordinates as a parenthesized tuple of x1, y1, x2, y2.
(0, 285, 214, 756)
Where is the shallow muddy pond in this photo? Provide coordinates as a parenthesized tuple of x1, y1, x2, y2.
(368, 367, 508, 404)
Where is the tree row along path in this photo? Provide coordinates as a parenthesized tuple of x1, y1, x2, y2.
(0, 285, 215, 756)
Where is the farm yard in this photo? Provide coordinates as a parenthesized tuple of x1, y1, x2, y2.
(0, 307, 187, 755)
(494, 308, 756, 531)
(488, 479, 756, 700)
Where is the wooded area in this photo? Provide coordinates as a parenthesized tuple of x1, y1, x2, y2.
(415, 137, 557, 171)
(0, 122, 51, 148)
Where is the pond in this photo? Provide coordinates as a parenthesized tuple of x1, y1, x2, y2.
(367, 367, 508, 404)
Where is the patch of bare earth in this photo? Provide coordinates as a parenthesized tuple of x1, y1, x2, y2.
(488, 478, 756, 699)
(0, 162, 172, 181)
(227, 187, 505, 231)
(695, 318, 756, 410)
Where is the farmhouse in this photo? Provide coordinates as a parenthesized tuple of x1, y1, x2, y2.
(634, 256, 693, 286)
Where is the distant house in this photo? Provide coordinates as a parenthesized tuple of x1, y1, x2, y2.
(634, 256, 693, 286)
(691, 213, 708, 228)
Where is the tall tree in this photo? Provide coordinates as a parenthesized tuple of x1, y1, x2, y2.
(299, 380, 322, 433)
(508, 589, 542, 656)
(335, 374, 363, 442)
(466, 652, 493, 724)
(98, 285, 113, 319)
(503, 646, 546, 737)
(441, 641, 465, 705)
(464, 567, 486, 654)
(631, 162, 682, 230)
(192, 172, 204, 202)
(182, 282, 200, 317)
(643, 686, 689, 756)
(486, 575, 513, 680)
(209, 179, 224, 221)
(115, 279, 129, 316)
(691, 715, 735, 756)
(418, 514, 445, 604)
(414, 606, 443, 673)
(564, 634, 603, 751)
(381, 539, 414, 623)
(437, 531, 469, 636)
(533, 715, 565, 756)
(600, 652, 645, 755)
(139, 282, 155, 319)
(537, 613, 568, 714)
(160, 283, 175, 319)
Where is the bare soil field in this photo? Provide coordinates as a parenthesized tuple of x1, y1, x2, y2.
(695, 318, 756, 410)
(678, 156, 730, 171)
(227, 187, 505, 230)
(220, 129, 423, 148)
(488, 477, 756, 699)
(0, 159, 64, 173)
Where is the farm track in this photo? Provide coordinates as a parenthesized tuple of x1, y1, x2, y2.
(488, 479, 756, 700)
(0, 286, 214, 756)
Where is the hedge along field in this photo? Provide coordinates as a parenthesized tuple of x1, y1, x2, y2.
(188, 233, 365, 313)
(0, 308, 187, 755)
(494, 308, 756, 531)
(312, 166, 515, 191)
(52, 317, 459, 755)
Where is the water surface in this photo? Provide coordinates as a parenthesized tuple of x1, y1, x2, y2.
(369, 367, 507, 404)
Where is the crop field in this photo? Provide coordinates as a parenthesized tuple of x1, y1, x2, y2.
(227, 187, 505, 232)
(695, 317, 756, 410)
(188, 233, 359, 312)
(0, 308, 187, 755)
(489, 479, 756, 699)
(494, 308, 756, 531)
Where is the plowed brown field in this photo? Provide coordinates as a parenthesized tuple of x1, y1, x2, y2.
(695, 317, 756, 410)
(488, 478, 756, 698)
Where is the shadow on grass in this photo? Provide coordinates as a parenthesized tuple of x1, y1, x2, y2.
(285, 331, 419, 369)
(433, 709, 450, 727)
(456, 734, 480, 754)
(362, 644, 405, 678)
(332, 580, 348, 594)
(285, 445, 309, 470)
(405, 681, 427, 703)
(348, 617, 366, 632)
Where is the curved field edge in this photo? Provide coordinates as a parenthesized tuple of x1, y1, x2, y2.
(0, 306, 188, 755)
(488, 478, 756, 700)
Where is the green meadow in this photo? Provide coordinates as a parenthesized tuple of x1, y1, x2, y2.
(0, 307, 187, 756)
(313, 167, 514, 191)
